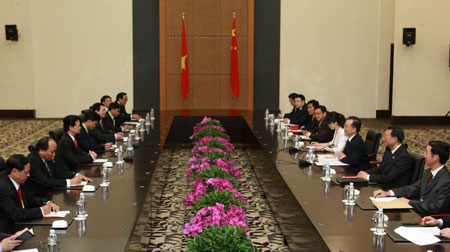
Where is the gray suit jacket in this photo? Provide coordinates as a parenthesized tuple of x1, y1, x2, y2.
(393, 166, 450, 216)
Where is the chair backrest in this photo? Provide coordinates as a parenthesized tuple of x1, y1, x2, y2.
(409, 152, 425, 184)
(0, 156, 5, 176)
(81, 109, 91, 115)
(49, 128, 64, 143)
(28, 139, 39, 153)
(78, 113, 86, 123)
(364, 129, 382, 159)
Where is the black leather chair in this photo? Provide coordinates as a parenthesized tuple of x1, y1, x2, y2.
(364, 129, 382, 161)
(78, 113, 86, 123)
(81, 109, 92, 115)
(49, 128, 64, 143)
(409, 152, 425, 185)
(0, 156, 6, 176)
(28, 139, 39, 152)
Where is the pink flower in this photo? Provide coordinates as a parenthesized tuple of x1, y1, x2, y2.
(183, 203, 248, 237)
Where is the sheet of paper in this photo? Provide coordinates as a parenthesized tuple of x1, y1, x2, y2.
(405, 227, 441, 236)
(93, 159, 108, 163)
(395, 226, 441, 246)
(315, 160, 350, 166)
(70, 181, 88, 187)
(44, 210, 70, 218)
(369, 197, 397, 202)
(300, 135, 311, 140)
(12, 249, 39, 252)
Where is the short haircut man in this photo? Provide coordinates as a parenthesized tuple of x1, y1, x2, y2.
(358, 126, 413, 189)
(27, 137, 86, 197)
(338, 116, 370, 171)
(0, 154, 59, 232)
(374, 141, 450, 216)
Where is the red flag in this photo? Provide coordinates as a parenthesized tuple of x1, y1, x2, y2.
(181, 17, 189, 101)
(230, 16, 239, 98)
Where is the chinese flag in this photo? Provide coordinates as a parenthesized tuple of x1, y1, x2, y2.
(230, 16, 239, 98)
(181, 17, 189, 101)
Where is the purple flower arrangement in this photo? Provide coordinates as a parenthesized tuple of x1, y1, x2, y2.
(184, 117, 258, 251)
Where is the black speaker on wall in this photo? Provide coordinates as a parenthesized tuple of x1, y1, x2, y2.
(403, 27, 415, 47)
(5, 25, 18, 41)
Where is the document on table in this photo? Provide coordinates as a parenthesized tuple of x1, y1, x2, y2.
(93, 159, 108, 163)
(12, 249, 39, 252)
(370, 197, 397, 202)
(372, 199, 413, 209)
(316, 155, 350, 166)
(395, 226, 441, 246)
(44, 210, 70, 219)
(69, 181, 88, 187)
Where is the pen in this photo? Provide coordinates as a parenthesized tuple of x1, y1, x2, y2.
(415, 218, 423, 222)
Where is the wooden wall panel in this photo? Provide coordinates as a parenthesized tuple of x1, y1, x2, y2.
(161, 0, 253, 110)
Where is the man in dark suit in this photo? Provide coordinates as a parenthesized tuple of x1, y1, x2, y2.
(357, 126, 413, 189)
(374, 141, 450, 216)
(337, 116, 370, 171)
(100, 95, 112, 111)
(278, 93, 297, 119)
(302, 105, 334, 143)
(302, 100, 319, 131)
(283, 94, 311, 127)
(26, 137, 91, 197)
(55, 115, 97, 173)
(76, 111, 112, 152)
(103, 103, 127, 133)
(91, 103, 123, 143)
(0, 155, 59, 233)
(115, 92, 141, 125)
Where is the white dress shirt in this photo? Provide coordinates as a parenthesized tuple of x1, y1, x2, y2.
(329, 127, 348, 153)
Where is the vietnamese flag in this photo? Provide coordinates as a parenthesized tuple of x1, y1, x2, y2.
(181, 16, 189, 101)
(230, 15, 239, 98)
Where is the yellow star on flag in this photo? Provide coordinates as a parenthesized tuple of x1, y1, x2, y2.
(181, 55, 188, 70)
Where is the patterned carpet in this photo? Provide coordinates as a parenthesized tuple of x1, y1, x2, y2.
(126, 147, 290, 252)
(0, 119, 449, 252)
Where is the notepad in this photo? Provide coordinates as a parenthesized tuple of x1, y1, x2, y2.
(372, 199, 413, 209)
(44, 211, 70, 219)
(395, 226, 441, 246)
(405, 227, 441, 236)
(12, 249, 39, 252)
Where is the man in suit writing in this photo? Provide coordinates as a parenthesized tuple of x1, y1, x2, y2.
(115, 92, 141, 125)
(91, 103, 123, 143)
(27, 137, 91, 197)
(76, 111, 113, 152)
(0, 155, 60, 232)
(356, 126, 413, 189)
(373, 141, 450, 216)
(302, 105, 334, 143)
(337, 116, 370, 171)
(55, 115, 97, 174)
(283, 94, 311, 128)
(278, 93, 297, 119)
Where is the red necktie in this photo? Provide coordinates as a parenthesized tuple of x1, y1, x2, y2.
(18, 187, 25, 208)
(74, 138, 78, 149)
(427, 173, 433, 184)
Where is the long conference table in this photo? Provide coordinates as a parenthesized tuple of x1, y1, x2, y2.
(11, 110, 450, 251)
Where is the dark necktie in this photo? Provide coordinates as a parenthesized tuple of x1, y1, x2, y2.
(100, 120, 105, 131)
(44, 161, 53, 177)
(74, 138, 78, 149)
(427, 173, 433, 185)
(18, 187, 25, 208)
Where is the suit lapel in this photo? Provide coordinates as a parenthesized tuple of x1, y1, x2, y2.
(4, 176, 22, 208)
(424, 168, 446, 195)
